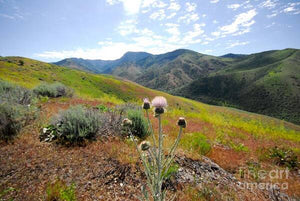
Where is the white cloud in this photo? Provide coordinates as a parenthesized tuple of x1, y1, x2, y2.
(149, 9, 166, 20)
(267, 12, 277, 18)
(106, 0, 142, 15)
(213, 20, 218, 24)
(259, 0, 277, 9)
(211, 31, 220, 37)
(226, 41, 249, 49)
(165, 23, 180, 36)
(266, 22, 275, 28)
(168, 2, 180, 11)
(118, 19, 139, 36)
(210, 0, 219, 4)
(35, 37, 182, 61)
(0, 13, 15, 19)
(283, 7, 296, 13)
(141, 0, 157, 8)
(178, 13, 199, 24)
(279, 2, 300, 15)
(186, 2, 197, 12)
(227, 4, 241, 10)
(218, 9, 257, 36)
(154, 1, 167, 8)
(181, 23, 205, 44)
(166, 12, 176, 19)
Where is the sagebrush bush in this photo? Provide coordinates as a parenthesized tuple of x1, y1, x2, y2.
(125, 109, 149, 139)
(0, 79, 34, 105)
(50, 105, 102, 144)
(0, 103, 25, 141)
(0, 80, 37, 141)
(33, 82, 73, 98)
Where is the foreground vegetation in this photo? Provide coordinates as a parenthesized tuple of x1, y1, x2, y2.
(0, 57, 299, 200)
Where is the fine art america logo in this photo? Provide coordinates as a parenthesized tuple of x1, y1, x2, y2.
(237, 167, 290, 190)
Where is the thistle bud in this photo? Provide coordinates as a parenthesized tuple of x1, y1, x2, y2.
(142, 98, 151, 110)
(122, 118, 132, 127)
(139, 141, 151, 151)
(154, 107, 165, 115)
(177, 117, 187, 128)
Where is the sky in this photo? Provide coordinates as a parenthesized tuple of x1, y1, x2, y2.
(0, 0, 300, 62)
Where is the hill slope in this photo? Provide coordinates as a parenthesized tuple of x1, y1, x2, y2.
(1, 56, 300, 199)
(174, 48, 300, 124)
(54, 48, 300, 124)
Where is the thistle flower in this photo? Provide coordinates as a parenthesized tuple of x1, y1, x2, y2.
(122, 118, 132, 127)
(177, 117, 187, 128)
(139, 141, 151, 151)
(142, 98, 151, 110)
(152, 96, 167, 115)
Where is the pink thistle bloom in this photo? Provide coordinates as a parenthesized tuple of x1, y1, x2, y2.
(151, 96, 167, 108)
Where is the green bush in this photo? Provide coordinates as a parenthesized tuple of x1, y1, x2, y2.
(180, 132, 211, 155)
(46, 180, 76, 201)
(269, 147, 298, 169)
(33, 82, 73, 98)
(125, 109, 149, 139)
(50, 105, 102, 144)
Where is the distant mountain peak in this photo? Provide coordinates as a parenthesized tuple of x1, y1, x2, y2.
(221, 53, 247, 58)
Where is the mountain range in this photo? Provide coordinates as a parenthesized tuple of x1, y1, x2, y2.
(54, 48, 300, 124)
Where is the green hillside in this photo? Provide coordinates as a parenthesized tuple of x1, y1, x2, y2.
(175, 48, 300, 124)
(54, 48, 300, 124)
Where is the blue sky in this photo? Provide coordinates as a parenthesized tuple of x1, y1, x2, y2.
(0, 0, 300, 61)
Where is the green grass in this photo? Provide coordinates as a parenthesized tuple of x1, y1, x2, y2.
(180, 132, 211, 155)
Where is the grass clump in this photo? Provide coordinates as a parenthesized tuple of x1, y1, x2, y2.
(33, 82, 73, 98)
(45, 105, 102, 145)
(124, 109, 149, 139)
(181, 132, 211, 155)
(45, 180, 76, 201)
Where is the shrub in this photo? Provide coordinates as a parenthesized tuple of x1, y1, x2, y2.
(0, 80, 37, 141)
(0, 80, 34, 105)
(124, 109, 149, 139)
(0, 103, 25, 141)
(269, 147, 298, 169)
(49, 105, 102, 144)
(181, 132, 211, 155)
(33, 82, 73, 98)
(45, 180, 76, 201)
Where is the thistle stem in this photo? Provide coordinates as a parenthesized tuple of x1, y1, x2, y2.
(146, 109, 157, 156)
(157, 115, 163, 200)
(163, 127, 183, 173)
